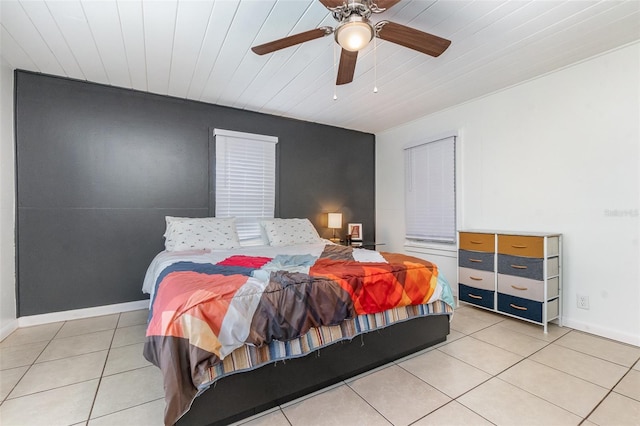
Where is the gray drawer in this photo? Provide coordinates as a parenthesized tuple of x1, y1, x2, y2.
(459, 250, 494, 272)
(498, 254, 543, 280)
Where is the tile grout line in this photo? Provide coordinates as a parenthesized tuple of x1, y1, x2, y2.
(552, 341, 640, 369)
(397, 323, 598, 424)
(344, 379, 395, 426)
(388, 327, 500, 425)
(463, 328, 608, 422)
(491, 375, 589, 421)
(276, 406, 296, 426)
(425, 316, 509, 423)
(452, 324, 639, 423)
(579, 366, 639, 423)
(85, 313, 121, 424)
(87, 397, 165, 424)
(1, 313, 151, 423)
(529, 338, 640, 389)
(0, 321, 66, 405)
(407, 399, 497, 426)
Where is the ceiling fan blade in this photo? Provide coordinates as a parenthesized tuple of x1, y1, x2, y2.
(252, 27, 331, 55)
(336, 49, 358, 85)
(319, 0, 346, 8)
(376, 21, 451, 57)
(376, 0, 402, 10)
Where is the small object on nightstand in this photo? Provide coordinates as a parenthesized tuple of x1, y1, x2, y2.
(348, 223, 363, 242)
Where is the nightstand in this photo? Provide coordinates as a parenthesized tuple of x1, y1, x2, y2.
(342, 241, 385, 250)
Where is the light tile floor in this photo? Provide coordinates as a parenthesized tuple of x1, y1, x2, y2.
(0, 305, 639, 426)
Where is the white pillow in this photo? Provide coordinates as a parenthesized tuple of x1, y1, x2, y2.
(164, 216, 241, 251)
(260, 218, 322, 246)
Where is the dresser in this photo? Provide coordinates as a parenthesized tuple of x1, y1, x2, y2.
(458, 230, 562, 333)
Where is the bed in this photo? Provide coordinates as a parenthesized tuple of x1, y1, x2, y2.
(142, 217, 455, 426)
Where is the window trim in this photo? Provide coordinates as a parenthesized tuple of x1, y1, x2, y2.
(403, 131, 458, 247)
(209, 128, 279, 242)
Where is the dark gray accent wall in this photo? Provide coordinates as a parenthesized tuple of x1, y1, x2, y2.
(15, 71, 375, 317)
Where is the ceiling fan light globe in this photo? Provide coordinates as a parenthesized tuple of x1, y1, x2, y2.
(336, 21, 373, 52)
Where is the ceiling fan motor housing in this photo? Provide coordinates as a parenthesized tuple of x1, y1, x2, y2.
(335, 15, 374, 51)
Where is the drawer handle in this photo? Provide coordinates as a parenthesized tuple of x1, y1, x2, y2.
(511, 285, 528, 291)
(509, 303, 527, 311)
(470, 240, 484, 244)
(511, 244, 528, 249)
(470, 276, 483, 281)
(468, 294, 482, 300)
(469, 258, 483, 263)
(510, 264, 527, 269)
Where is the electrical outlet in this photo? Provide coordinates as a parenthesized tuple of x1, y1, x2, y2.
(577, 294, 590, 310)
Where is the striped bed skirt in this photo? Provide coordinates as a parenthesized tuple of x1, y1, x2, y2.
(200, 300, 453, 393)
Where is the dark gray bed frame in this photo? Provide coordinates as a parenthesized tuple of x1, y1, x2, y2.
(175, 313, 451, 426)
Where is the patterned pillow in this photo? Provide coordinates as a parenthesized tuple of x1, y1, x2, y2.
(164, 217, 241, 251)
(261, 218, 322, 246)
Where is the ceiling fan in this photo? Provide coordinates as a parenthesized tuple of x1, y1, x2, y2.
(251, 0, 451, 85)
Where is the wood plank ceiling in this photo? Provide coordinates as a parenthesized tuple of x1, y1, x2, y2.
(1, 0, 639, 133)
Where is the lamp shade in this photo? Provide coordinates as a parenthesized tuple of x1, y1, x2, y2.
(335, 17, 373, 52)
(328, 212, 342, 229)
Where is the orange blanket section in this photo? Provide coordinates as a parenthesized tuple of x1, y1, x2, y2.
(309, 253, 438, 315)
(146, 271, 248, 339)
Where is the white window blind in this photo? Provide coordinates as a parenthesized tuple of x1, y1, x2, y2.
(404, 135, 456, 244)
(214, 129, 277, 242)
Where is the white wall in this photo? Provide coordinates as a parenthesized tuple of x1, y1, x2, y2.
(376, 42, 640, 346)
(0, 56, 17, 340)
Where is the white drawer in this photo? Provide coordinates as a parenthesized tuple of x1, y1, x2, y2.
(547, 236, 560, 257)
(547, 276, 559, 299)
(547, 298, 559, 320)
(547, 256, 559, 277)
(459, 267, 495, 291)
(497, 274, 544, 301)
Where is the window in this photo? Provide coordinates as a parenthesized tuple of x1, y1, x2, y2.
(213, 128, 278, 243)
(404, 135, 456, 244)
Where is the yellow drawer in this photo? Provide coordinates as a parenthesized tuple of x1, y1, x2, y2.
(459, 232, 494, 253)
(498, 235, 544, 258)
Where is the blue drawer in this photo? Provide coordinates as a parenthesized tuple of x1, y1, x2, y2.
(459, 284, 494, 309)
(497, 254, 543, 280)
(459, 250, 494, 272)
(497, 293, 542, 323)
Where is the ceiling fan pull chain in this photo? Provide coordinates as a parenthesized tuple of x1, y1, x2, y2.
(374, 36, 378, 93)
(333, 43, 338, 100)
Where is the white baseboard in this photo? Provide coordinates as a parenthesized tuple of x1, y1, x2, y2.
(563, 317, 640, 347)
(16, 300, 150, 328)
(0, 319, 19, 342)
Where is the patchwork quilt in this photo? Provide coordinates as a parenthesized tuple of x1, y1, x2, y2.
(142, 243, 454, 425)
